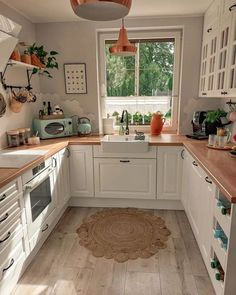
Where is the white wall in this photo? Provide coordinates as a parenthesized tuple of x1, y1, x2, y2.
(36, 16, 222, 135)
(0, 2, 39, 149)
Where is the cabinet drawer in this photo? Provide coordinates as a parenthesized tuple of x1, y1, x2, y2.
(212, 233, 227, 272)
(0, 178, 22, 209)
(0, 248, 25, 295)
(94, 158, 156, 199)
(29, 208, 57, 252)
(0, 239, 24, 282)
(214, 198, 231, 237)
(0, 197, 21, 231)
(0, 217, 22, 257)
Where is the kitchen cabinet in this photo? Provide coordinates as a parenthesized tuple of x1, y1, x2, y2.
(181, 149, 190, 211)
(94, 158, 156, 199)
(184, 151, 215, 265)
(199, 0, 236, 97)
(70, 145, 94, 197)
(157, 146, 183, 200)
(56, 148, 70, 210)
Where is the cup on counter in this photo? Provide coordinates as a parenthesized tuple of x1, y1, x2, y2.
(208, 134, 217, 146)
(218, 136, 228, 148)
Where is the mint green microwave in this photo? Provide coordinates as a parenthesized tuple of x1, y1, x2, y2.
(33, 118, 73, 139)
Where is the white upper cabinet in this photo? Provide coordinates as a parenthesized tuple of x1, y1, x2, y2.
(157, 146, 183, 200)
(199, 0, 236, 97)
(70, 146, 94, 198)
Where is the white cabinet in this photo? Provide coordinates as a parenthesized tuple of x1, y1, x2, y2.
(70, 145, 94, 197)
(185, 151, 216, 266)
(56, 148, 70, 210)
(181, 149, 191, 211)
(199, 0, 236, 97)
(94, 158, 156, 199)
(157, 146, 183, 200)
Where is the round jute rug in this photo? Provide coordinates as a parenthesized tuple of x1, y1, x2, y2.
(77, 208, 171, 263)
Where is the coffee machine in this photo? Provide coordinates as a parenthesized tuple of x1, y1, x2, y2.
(186, 111, 208, 139)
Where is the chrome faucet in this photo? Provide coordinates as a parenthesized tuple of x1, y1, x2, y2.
(120, 110, 129, 135)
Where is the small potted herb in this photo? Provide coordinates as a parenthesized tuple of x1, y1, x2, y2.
(133, 111, 143, 125)
(204, 109, 227, 135)
(25, 43, 59, 78)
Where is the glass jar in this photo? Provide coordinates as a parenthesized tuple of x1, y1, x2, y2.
(7, 130, 20, 147)
(18, 128, 26, 145)
(24, 128, 31, 144)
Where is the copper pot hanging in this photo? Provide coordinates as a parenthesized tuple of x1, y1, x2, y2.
(70, 0, 132, 21)
(109, 19, 137, 56)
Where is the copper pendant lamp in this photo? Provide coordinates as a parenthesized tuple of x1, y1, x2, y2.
(70, 0, 132, 21)
(109, 19, 137, 56)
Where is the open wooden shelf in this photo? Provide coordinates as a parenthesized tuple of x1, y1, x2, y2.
(7, 59, 40, 70)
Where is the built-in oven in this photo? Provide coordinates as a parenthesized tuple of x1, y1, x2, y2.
(22, 156, 57, 239)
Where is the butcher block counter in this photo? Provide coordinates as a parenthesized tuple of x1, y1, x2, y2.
(0, 134, 235, 203)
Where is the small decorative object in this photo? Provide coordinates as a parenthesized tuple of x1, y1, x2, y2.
(64, 63, 87, 94)
(53, 105, 63, 115)
(27, 136, 40, 145)
(7, 130, 20, 147)
(150, 111, 166, 135)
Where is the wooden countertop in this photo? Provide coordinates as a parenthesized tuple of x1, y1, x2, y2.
(0, 135, 235, 203)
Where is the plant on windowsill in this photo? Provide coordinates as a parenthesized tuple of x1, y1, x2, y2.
(204, 109, 227, 135)
(24, 43, 59, 78)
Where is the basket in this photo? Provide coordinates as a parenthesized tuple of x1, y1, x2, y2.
(9, 97, 23, 113)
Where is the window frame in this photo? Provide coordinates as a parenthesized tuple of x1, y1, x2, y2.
(97, 28, 182, 133)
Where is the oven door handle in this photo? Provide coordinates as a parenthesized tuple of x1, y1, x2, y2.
(24, 167, 53, 191)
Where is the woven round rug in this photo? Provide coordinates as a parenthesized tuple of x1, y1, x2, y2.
(77, 208, 171, 263)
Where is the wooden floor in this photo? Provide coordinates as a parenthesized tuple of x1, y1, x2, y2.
(12, 208, 215, 295)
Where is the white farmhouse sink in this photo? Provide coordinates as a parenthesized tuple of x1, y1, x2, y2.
(101, 135, 149, 153)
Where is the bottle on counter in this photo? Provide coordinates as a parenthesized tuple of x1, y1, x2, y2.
(47, 101, 52, 115)
(43, 101, 47, 116)
(211, 258, 220, 269)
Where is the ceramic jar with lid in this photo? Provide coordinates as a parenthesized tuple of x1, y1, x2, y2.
(18, 128, 26, 145)
(7, 130, 20, 147)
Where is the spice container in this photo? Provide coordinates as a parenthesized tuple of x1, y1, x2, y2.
(7, 130, 20, 147)
(18, 128, 26, 145)
(24, 128, 31, 144)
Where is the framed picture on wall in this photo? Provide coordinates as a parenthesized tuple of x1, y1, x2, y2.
(64, 63, 87, 94)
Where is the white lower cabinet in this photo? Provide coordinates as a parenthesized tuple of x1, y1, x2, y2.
(157, 146, 183, 200)
(94, 158, 156, 199)
(184, 150, 216, 266)
(56, 148, 70, 210)
(70, 145, 94, 197)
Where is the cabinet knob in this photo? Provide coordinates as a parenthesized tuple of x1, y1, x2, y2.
(192, 161, 198, 167)
(0, 194, 6, 202)
(202, 92, 207, 96)
(120, 160, 130, 163)
(205, 176, 212, 184)
(207, 28, 212, 33)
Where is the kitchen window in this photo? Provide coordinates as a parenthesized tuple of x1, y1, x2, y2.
(98, 29, 182, 132)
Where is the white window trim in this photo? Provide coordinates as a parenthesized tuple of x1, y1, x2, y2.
(97, 28, 182, 134)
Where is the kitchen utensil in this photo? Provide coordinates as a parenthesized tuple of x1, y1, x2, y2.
(0, 93, 6, 117)
(78, 117, 92, 136)
(150, 112, 166, 136)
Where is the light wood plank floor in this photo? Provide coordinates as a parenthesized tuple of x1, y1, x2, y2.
(12, 208, 215, 295)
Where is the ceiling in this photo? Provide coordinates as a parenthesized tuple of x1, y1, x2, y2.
(1, 0, 213, 23)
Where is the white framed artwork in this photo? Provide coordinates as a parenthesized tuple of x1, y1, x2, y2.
(64, 63, 87, 94)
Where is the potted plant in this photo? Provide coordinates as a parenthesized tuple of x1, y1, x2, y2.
(25, 43, 59, 78)
(144, 112, 152, 124)
(204, 109, 227, 135)
(133, 111, 143, 125)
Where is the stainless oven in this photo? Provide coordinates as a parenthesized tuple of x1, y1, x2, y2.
(23, 157, 57, 239)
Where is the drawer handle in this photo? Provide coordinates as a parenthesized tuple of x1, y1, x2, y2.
(42, 224, 49, 232)
(181, 149, 185, 159)
(0, 194, 6, 202)
(66, 147, 70, 158)
(207, 28, 212, 33)
(120, 160, 130, 163)
(52, 157, 57, 168)
(205, 176, 212, 184)
(0, 232, 11, 244)
(2, 259, 14, 274)
(192, 161, 198, 167)
(0, 213, 9, 223)
(229, 4, 236, 11)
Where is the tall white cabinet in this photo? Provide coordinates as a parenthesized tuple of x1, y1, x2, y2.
(69, 145, 94, 197)
(157, 146, 183, 200)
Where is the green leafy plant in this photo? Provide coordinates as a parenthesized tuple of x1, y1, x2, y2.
(144, 112, 152, 124)
(204, 109, 227, 124)
(133, 111, 143, 124)
(25, 43, 59, 78)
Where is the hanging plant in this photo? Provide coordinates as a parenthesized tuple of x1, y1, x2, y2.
(25, 43, 59, 78)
